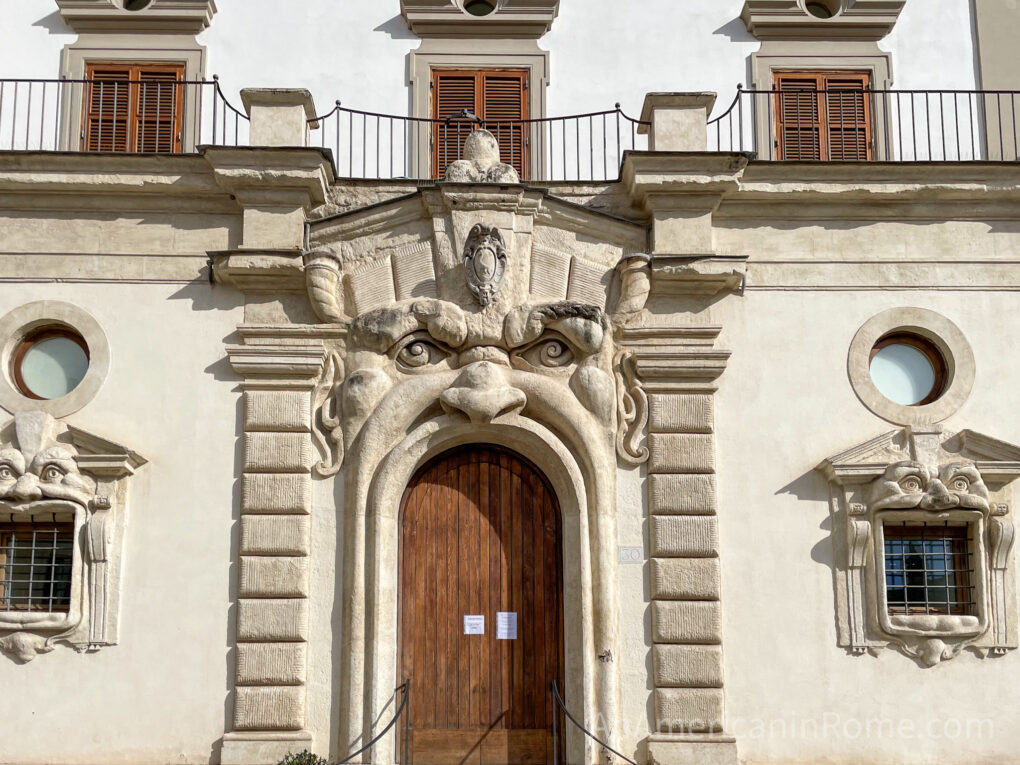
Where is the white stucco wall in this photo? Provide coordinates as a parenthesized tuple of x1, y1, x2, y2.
(714, 287, 1020, 764)
(0, 281, 243, 764)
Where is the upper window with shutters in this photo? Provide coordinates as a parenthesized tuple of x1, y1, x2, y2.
(83, 63, 185, 153)
(773, 70, 873, 161)
(431, 68, 529, 179)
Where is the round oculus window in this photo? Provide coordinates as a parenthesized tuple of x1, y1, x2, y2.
(805, 1, 837, 18)
(122, 0, 154, 10)
(464, 0, 497, 16)
(869, 333, 947, 407)
(12, 328, 90, 401)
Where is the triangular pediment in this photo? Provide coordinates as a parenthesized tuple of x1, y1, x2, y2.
(818, 427, 1020, 486)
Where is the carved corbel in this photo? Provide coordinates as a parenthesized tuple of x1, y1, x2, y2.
(304, 249, 346, 324)
(612, 254, 651, 325)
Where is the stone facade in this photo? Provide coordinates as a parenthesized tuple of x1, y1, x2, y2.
(2, 2, 1020, 765)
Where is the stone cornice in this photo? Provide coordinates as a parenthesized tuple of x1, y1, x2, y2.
(741, 0, 905, 41)
(203, 147, 333, 207)
(618, 326, 730, 392)
(56, 0, 216, 35)
(622, 152, 749, 210)
(400, 0, 559, 38)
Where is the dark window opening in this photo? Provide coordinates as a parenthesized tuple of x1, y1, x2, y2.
(884, 522, 975, 616)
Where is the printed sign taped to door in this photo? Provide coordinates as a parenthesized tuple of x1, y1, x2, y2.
(497, 611, 518, 640)
(463, 615, 485, 635)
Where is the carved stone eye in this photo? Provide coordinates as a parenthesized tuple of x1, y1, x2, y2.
(900, 476, 923, 493)
(41, 465, 65, 482)
(395, 338, 450, 371)
(0, 466, 15, 481)
(951, 477, 971, 492)
(519, 337, 575, 369)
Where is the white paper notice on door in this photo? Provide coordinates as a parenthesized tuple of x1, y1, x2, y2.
(497, 611, 518, 640)
(463, 615, 485, 635)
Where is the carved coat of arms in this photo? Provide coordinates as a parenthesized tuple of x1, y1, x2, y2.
(463, 223, 507, 306)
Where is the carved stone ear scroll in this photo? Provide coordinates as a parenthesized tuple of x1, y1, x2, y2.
(463, 223, 508, 306)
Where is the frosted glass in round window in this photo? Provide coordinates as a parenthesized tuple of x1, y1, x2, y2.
(869, 335, 944, 406)
(13, 330, 90, 400)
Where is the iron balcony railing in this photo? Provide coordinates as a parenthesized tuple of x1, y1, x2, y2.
(311, 101, 649, 182)
(708, 86, 1020, 161)
(0, 75, 249, 153)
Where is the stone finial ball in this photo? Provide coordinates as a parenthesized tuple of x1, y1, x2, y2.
(463, 129, 501, 165)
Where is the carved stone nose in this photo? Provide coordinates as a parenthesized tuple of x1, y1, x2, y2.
(920, 479, 959, 511)
(440, 361, 526, 424)
(11, 474, 41, 503)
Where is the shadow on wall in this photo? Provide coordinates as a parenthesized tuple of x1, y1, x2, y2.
(33, 10, 74, 36)
(374, 14, 418, 41)
(713, 16, 757, 44)
(776, 468, 834, 571)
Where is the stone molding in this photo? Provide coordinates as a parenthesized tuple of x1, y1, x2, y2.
(0, 301, 111, 419)
(817, 426, 1020, 666)
(621, 326, 738, 765)
(222, 329, 327, 759)
(400, 0, 559, 38)
(0, 411, 145, 663)
(847, 307, 975, 427)
(740, 0, 905, 41)
(56, 0, 216, 34)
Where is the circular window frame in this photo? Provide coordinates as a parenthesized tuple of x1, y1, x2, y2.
(848, 308, 974, 426)
(0, 302, 110, 418)
(11, 327, 91, 401)
(456, 0, 502, 17)
(802, 0, 842, 19)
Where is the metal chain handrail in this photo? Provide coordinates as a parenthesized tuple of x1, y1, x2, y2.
(551, 680, 636, 765)
(336, 680, 411, 765)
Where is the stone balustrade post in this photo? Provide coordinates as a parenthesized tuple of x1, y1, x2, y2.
(638, 92, 718, 152)
(242, 89, 318, 148)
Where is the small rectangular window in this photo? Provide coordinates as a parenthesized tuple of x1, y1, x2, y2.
(883, 522, 975, 616)
(431, 68, 528, 179)
(0, 518, 74, 613)
(83, 62, 185, 153)
(773, 70, 872, 161)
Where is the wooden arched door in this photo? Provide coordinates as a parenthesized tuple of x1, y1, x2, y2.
(398, 445, 564, 765)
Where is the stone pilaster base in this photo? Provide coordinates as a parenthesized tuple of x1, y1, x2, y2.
(647, 734, 738, 765)
(220, 731, 314, 765)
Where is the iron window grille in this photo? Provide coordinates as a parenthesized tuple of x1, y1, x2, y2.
(0, 515, 74, 613)
(883, 521, 975, 617)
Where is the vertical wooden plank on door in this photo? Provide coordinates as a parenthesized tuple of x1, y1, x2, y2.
(446, 459, 460, 733)
(458, 452, 472, 730)
(499, 451, 512, 730)
(532, 471, 547, 733)
(509, 455, 523, 732)
(432, 462, 447, 731)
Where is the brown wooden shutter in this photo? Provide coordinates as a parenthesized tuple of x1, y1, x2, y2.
(432, 71, 478, 179)
(824, 74, 870, 160)
(431, 69, 528, 180)
(84, 63, 184, 153)
(774, 71, 872, 161)
(84, 65, 132, 152)
(135, 67, 184, 153)
(481, 71, 528, 179)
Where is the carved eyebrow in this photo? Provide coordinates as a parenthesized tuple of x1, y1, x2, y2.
(351, 300, 468, 352)
(504, 302, 607, 351)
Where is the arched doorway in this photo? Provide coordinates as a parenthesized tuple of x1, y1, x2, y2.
(398, 445, 564, 764)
